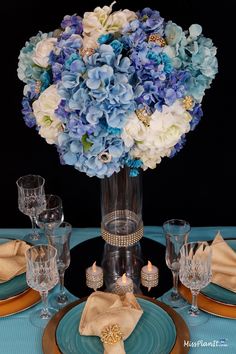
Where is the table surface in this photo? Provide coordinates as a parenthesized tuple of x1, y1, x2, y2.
(0, 226, 236, 354)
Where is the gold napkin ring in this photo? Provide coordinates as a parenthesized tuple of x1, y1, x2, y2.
(101, 324, 123, 345)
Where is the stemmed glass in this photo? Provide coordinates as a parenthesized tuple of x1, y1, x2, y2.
(179, 241, 212, 326)
(162, 219, 191, 308)
(48, 222, 72, 308)
(25, 244, 59, 328)
(37, 194, 64, 240)
(16, 175, 46, 243)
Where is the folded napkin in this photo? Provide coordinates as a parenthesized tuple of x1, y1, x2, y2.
(0, 240, 30, 283)
(211, 232, 236, 292)
(79, 291, 143, 354)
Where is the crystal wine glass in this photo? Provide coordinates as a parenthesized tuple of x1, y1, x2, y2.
(179, 241, 212, 326)
(37, 194, 64, 240)
(16, 175, 46, 243)
(48, 222, 72, 308)
(162, 219, 190, 308)
(25, 244, 59, 328)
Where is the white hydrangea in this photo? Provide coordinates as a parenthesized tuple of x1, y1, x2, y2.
(122, 100, 192, 170)
(32, 85, 64, 144)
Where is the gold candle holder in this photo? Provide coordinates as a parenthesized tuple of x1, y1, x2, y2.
(114, 273, 134, 295)
(86, 262, 103, 291)
(141, 261, 159, 291)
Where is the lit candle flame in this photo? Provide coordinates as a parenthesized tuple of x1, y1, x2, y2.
(147, 260, 152, 272)
(122, 273, 127, 284)
(92, 261, 97, 273)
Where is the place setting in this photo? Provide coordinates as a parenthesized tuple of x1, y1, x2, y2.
(179, 232, 236, 319)
(0, 174, 72, 317)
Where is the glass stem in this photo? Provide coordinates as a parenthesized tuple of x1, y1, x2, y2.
(30, 216, 39, 240)
(190, 289, 199, 315)
(40, 290, 50, 319)
(57, 271, 68, 304)
(59, 272, 65, 296)
(171, 271, 179, 299)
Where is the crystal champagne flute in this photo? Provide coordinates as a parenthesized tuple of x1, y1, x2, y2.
(179, 241, 212, 326)
(162, 219, 190, 308)
(25, 244, 59, 328)
(16, 175, 46, 243)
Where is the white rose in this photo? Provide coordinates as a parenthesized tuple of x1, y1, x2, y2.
(39, 121, 63, 144)
(32, 37, 57, 68)
(123, 100, 192, 170)
(32, 85, 63, 144)
(121, 112, 146, 148)
(106, 10, 137, 32)
(82, 3, 137, 47)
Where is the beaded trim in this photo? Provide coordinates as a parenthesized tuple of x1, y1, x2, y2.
(86, 272, 103, 290)
(101, 210, 143, 247)
(114, 281, 134, 296)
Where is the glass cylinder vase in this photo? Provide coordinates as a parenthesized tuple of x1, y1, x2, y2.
(101, 167, 144, 293)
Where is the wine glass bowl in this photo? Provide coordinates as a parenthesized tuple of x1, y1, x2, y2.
(25, 244, 59, 328)
(16, 175, 46, 243)
(162, 219, 190, 308)
(179, 241, 212, 325)
(37, 194, 64, 238)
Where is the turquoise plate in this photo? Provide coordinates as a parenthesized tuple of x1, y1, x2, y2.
(201, 239, 236, 305)
(56, 298, 177, 354)
(0, 238, 28, 301)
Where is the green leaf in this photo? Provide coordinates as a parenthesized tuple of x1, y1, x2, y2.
(81, 134, 93, 152)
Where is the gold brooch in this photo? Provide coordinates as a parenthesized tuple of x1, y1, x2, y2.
(182, 96, 194, 110)
(101, 324, 123, 345)
(135, 108, 151, 127)
(148, 34, 166, 47)
(80, 47, 95, 57)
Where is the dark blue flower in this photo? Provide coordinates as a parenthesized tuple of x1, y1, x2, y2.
(21, 97, 36, 128)
(190, 104, 203, 130)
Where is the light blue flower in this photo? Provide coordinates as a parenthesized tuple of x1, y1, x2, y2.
(165, 22, 183, 45)
(17, 32, 52, 83)
(86, 65, 114, 89)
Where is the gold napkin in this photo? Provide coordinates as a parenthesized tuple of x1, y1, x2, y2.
(0, 240, 30, 283)
(211, 232, 236, 292)
(79, 291, 143, 354)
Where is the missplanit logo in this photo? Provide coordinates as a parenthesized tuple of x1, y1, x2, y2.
(184, 338, 228, 348)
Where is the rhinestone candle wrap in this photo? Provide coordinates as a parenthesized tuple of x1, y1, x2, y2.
(114, 273, 134, 295)
(141, 261, 159, 291)
(86, 262, 103, 291)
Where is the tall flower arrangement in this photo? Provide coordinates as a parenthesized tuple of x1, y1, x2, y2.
(17, 3, 218, 178)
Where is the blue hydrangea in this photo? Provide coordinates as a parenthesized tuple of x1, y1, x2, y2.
(166, 24, 218, 102)
(21, 96, 37, 128)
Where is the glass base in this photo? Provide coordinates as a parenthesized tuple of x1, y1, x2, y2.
(179, 306, 210, 326)
(162, 289, 188, 309)
(29, 307, 57, 328)
(50, 291, 74, 310)
(23, 232, 48, 245)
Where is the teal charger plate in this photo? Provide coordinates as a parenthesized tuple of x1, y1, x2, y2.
(201, 239, 236, 305)
(0, 238, 28, 301)
(43, 295, 190, 354)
